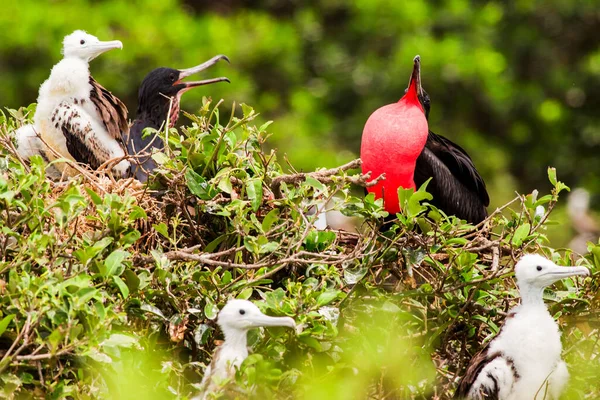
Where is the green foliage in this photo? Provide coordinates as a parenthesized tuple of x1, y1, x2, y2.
(2, 0, 600, 218)
(0, 101, 598, 399)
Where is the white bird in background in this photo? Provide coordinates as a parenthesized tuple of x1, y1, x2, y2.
(195, 299, 296, 398)
(454, 254, 589, 400)
(15, 30, 130, 178)
(567, 188, 599, 254)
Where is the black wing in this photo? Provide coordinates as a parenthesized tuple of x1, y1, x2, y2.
(414, 130, 489, 223)
(126, 120, 162, 182)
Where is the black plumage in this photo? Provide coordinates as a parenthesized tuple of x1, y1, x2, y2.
(414, 89, 489, 224)
(126, 55, 230, 182)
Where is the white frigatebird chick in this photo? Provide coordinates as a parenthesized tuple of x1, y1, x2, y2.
(16, 30, 130, 178)
(454, 254, 589, 399)
(361, 56, 489, 224)
(193, 299, 296, 398)
(127, 55, 230, 182)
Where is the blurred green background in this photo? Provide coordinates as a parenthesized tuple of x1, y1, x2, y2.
(1, 0, 598, 246)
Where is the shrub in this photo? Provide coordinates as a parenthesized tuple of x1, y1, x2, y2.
(0, 102, 597, 399)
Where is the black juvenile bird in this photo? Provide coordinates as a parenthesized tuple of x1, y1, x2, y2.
(413, 75, 489, 224)
(126, 55, 230, 182)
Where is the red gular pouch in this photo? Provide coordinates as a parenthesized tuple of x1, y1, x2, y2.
(360, 56, 428, 214)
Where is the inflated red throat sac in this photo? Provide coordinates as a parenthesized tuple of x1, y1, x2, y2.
(360, 55, 428, 214)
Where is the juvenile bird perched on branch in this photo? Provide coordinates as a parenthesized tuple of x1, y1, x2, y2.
(194, 299, 296, 399)
(16, 30, 130, 178)
(361, 56, 489, 223)
(126, 55, 230, 182)
(454, 254, 589, 399)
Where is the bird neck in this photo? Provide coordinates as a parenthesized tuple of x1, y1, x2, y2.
(519, 285, 546, 308)
(400, 80, 424, 113)
(222, 329, 249, 356)
(136, 95, 181, 129)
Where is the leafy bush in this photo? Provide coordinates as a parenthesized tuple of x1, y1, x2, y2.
(0, 102, 597, 399)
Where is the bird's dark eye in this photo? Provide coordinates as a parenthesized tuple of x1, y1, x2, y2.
(536, 266, 543, 271)
(80, 39, 85, 45)
(169, 73, 176, 82)
(239, 309, 245, 315)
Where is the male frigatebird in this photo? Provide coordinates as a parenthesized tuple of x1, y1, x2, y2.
(361, 56, 489, 224)
(193, 299, 296, 398)
(16, 30, 130, 178)
(126, 55, 230, 182)
(454, 254, 589, 399)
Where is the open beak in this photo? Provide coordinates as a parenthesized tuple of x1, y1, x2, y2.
(175, 54, 230, 91)
(405, 55, 424, 100)
(90, 40, 123, 58)
(541, 264, 590, 285)
(248, 313, 296, 330)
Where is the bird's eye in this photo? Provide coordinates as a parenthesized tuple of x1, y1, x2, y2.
(169, 73, 176, 82)
(80, 39, 85, 45)
(536, 266, 543, 271)
(239, 309, 245, 315)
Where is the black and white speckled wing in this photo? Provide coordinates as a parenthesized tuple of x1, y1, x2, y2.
(51, 101, 115, 170)
(454, 349, 518, 399)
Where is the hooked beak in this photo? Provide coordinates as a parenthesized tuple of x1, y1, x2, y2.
(89, 40, 123, 58)
(541, 264, 590, 285)
(175, 54, 231, 91)
(247, 313, 296, 330)
(405, 55, 424, 100)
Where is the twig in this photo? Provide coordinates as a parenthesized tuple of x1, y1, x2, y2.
(270, 158, 385, 198)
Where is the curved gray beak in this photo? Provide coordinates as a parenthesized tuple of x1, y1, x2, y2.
(541, 264, 590, 286)
(248, 312, 296, 330)
(176, 54, 230, 89)
(91, 40, 123, 56)
(406, 55, 423, 98)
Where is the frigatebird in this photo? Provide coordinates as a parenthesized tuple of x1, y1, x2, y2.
(16, 30, 130, 178)
(360, 56, 489, 224)
(454, 254, 589, 399)
(194, 299, 296, 398)
(126, 55, 230, 182)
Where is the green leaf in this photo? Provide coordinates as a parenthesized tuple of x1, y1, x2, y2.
(103, 250, 129, 277)
(85, 188, 103, 206)
(204, 300, 219, 320)
(512, 223, 531, 246)
(317, 290, 340, 306)
(0, 315, 15, 337)
(305, 176, 325, 192)
(73, 237, 113, 265)
(129, 206, 147, 221)
(246, 178, 263, 211)
(102, 333, 137, 349)
(261, 209, 280, 232)
(238, 287, 253, 300)
(141, 303, 166, 320)
(204, 235, 227, 253)
(548, 167, 557, 186)
(153, 222, 169, 238)
(112, 276, 129, 298)
(298, 335, 323, 351)
(186, 169, 216, 200)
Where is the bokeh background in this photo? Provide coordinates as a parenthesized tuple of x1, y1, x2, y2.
(1, 0, 599, 246)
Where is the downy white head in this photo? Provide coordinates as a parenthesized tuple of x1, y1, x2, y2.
(218, 299, 296, 333)
(62, 30, 123, 62)
(515, 254, 589, 304)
